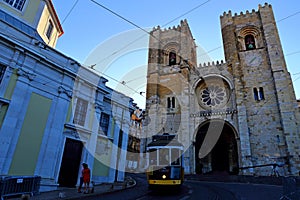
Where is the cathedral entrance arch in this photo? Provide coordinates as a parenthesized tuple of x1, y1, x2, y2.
(195, 120, 239, 175)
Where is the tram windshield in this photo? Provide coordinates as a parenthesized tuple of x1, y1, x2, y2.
(149, 148, 157, 165)
(171, 148, 181, 165)
(148, 147, 182, 166)
(159, 148, 169, 166)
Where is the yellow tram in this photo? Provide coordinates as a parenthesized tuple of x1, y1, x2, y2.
(146, 134, 184, 188)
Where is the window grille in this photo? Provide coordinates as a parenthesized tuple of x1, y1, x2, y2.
(99, 113, 109, 135)
(3, 0, 26, 11)
(46, 20, 53, 39)
(73, 98, 88, 126)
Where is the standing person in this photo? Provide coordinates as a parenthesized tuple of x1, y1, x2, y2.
(77, 163, 84, 193)
(82, 163, 91, 194)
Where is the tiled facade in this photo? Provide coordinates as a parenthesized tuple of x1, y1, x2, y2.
(144, 3, 300, 176)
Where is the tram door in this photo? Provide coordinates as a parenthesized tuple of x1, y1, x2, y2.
(58, 138, 83, 187)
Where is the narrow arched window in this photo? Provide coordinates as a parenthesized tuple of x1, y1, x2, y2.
(167, 97, 176, 108)
(46, 20, 54, 39)
(167, 97, 171, 108)
(245, 35, 256, 50)
(259, 87, 265, 100)
(253, 88, 259, 101)
(171, 97, 175, 108)
(169, 52, 176, 65)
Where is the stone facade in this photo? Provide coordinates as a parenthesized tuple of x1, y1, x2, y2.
(144, 3, 300, 176)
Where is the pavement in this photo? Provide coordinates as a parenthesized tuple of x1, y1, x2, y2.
(7, 174, 300, 199)
(9, 176, 136, 200)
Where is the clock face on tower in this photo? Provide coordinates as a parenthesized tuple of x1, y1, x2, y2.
(245, 53, 262, 67)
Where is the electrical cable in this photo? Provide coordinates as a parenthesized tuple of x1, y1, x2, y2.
(3, 2, 300, 101)
(277, 11, 300, 23)
(82, 64, 145, 97)
(161, 0, 211, 27)
(196, 10, 300, 58)
(90, 0, 151, 36)
(89, 0, 213, 71)
(61, 0, 80, 24)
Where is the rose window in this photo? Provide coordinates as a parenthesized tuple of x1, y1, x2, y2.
(196, 78, 230, 109)
(200, 85, 227, 107)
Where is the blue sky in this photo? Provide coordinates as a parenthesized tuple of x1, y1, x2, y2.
(52, 0, 300, 108)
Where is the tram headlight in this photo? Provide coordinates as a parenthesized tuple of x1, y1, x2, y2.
(162, 174, 166, 179)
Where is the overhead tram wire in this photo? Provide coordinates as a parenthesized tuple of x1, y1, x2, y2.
(247, 9, 300, 115)
(277, 10, 300, 23)
(285, 50, 300, 57)
(90, 0, 152, 37)
(61, 0, 80, 24)
(87, 2, 300, 102)
(162, 0, 211, 27)
(89, 0, 213, 70)
(86, 64, 146, 97)
(194, 10, 300, 116)
(86, 0, 213, 95)
(197, 10, 300, 58)
(89, 0, 209, 96)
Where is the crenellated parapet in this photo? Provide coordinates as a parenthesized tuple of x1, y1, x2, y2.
(151, 19, 191, 34)
(258, 2, 273, 10)
(221, 9, 258, 27)
(221, 2, 272, 19)
(198, 60, 225, 68)
(221, 3, 272, 28)
(193, 60, 228, 78)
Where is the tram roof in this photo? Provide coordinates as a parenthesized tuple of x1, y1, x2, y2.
(147, 133, 183, 147)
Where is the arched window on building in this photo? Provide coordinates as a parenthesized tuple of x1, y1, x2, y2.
(253, 87, 265, 101)
(167, 97, 175, 109)
(245, 35, 256, 50)
(253, 88, 259, 101)
(169, 52, 176, 65)
(259, 87, 265, 100)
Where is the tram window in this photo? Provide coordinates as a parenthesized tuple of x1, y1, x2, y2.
(149, 149, 157, 165)
(159, 148, 169, 166)
(171, 148, 180, 165)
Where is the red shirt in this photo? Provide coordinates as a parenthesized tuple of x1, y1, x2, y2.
(82, 168, 90, 183)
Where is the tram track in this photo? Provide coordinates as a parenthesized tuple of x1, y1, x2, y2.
(185, 180, 240, 200)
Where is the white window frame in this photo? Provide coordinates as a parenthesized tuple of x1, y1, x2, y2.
(3, 0, 26, 11)
(0, 64, 6, 84)
(99, 112, 110, 136)
(73, 98, 88, 126)
(45, 19, 54, 40)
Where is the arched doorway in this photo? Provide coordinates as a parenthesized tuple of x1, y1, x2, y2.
(195, 120, 239, 175)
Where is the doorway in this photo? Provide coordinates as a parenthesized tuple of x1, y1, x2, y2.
(195, 120, 239, 175)
(58, 138, 83, 187)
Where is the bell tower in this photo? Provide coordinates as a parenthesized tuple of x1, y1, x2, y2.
(221, 3, 300, 175)
(145, 20, 197, 166)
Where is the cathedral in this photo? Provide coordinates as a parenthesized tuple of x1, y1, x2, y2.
(144, 3, 300, 176)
